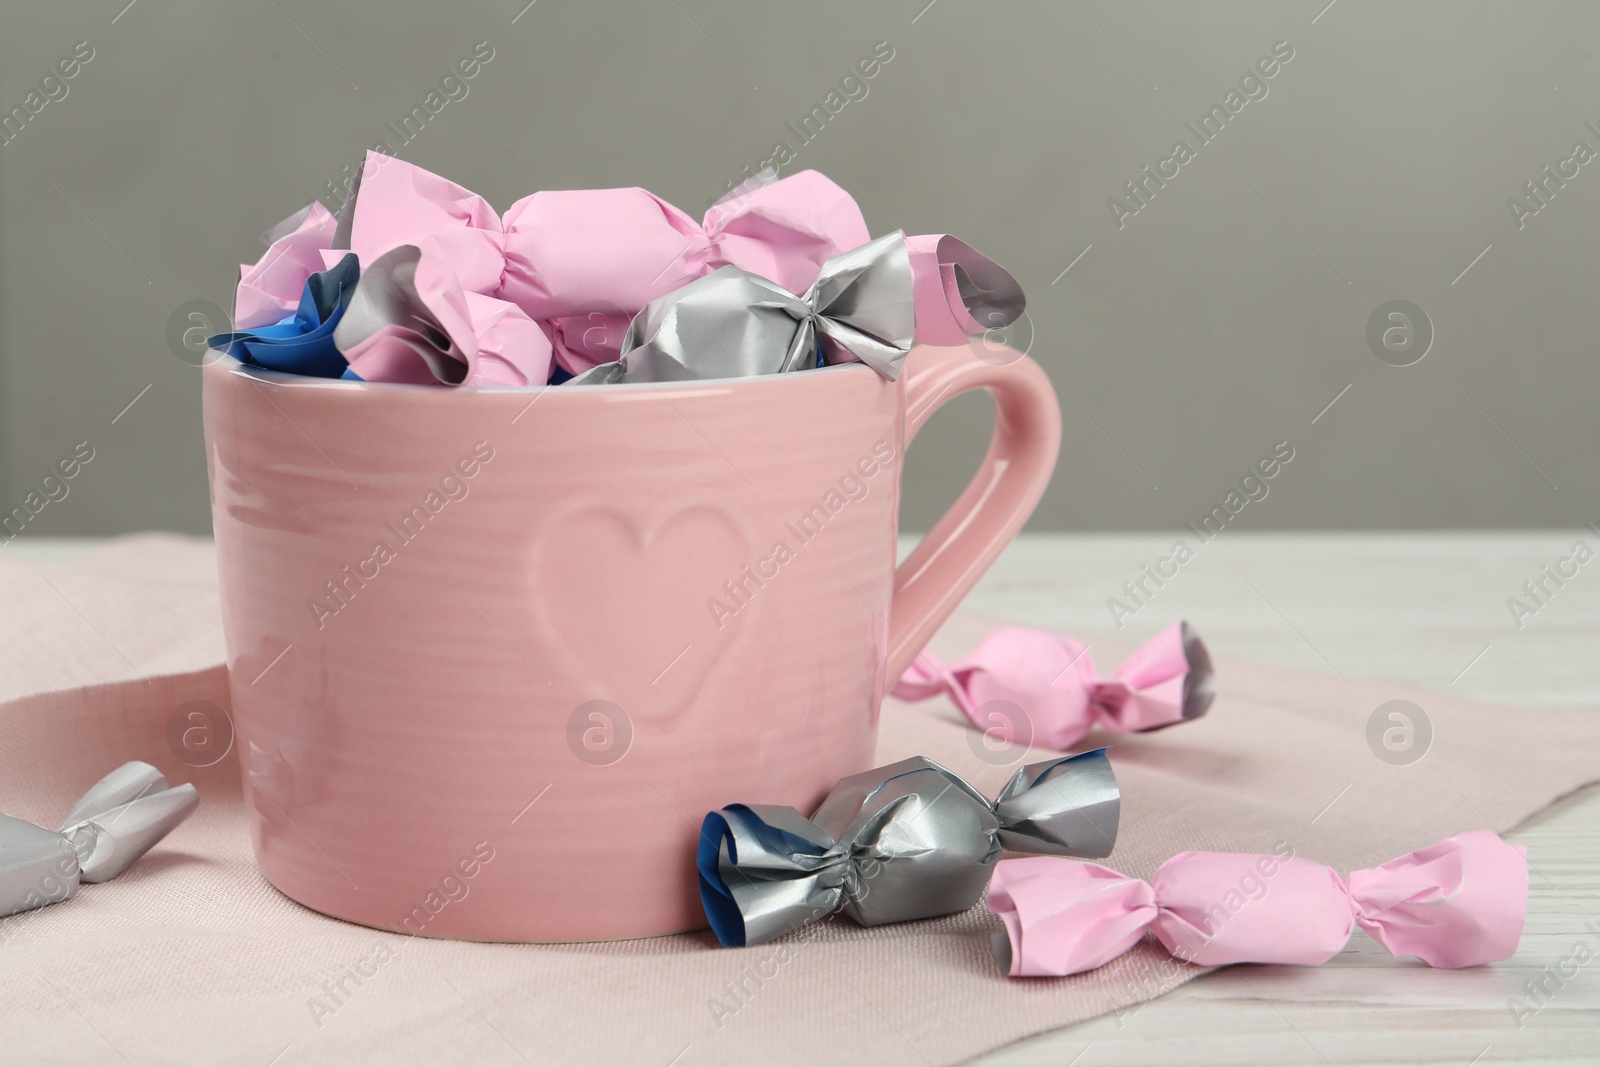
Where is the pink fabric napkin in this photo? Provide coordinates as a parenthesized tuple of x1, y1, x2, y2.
(2, 536, 1598, 1066)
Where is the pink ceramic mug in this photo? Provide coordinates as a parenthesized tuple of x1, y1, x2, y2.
(202, 343, 1060, 941)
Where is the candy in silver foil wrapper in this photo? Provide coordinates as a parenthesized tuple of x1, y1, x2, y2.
(568, 231, 916, 385)
(1, 762, 198, 919)
(698, 750, 1119, 947)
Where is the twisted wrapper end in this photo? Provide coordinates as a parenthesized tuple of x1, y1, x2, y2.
(994, 749, 1119, 859)
(904, 234, 1026, 346)
(700, 169, 872, 296)
(209, 253, 360, 379)
(1348, 829, 1528, 968)
(698, 752, 1122, 948)
(807, 232, 916, 379)
(333, 244, 553, 387)
(1097, 621, 1216, 733)
(1180, 621, 1217, 721)
(334, 245, 468, 385)
(697, 804, 842, 949)
(234, 201, 339, 332)
(58, 762, 199, 883)
(1, 762, 197, 918)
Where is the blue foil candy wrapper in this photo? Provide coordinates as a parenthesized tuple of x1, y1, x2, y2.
(698, 750, 1119, 947)
(208, 253, 360, 379)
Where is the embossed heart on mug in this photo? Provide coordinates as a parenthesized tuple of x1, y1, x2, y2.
(534, 503, 753, 728)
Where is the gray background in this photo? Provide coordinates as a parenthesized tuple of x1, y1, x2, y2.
(1, 0, 1595, 536)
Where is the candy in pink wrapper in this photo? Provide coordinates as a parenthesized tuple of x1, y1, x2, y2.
(234, 202, 339, 331)
(893, 621, 1215, 750)
(333, 245, 552, 387)
(500, 168, 871, 321)
(905, 233, 1026, 346)
(988, 830, 1528, 977)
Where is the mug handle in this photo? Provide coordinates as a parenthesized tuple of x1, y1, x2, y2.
(882, 344, 1062, 687)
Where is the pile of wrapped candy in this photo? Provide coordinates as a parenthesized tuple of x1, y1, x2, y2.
(697, 625, 1530, 980)
(208, 152, 1027, 387)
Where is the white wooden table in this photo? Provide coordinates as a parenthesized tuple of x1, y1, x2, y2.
(952, 533, 1600, 1067)
(13, 533, 1599, 1065)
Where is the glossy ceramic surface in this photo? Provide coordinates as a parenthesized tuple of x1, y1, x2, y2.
(201, 344, 1059, 940)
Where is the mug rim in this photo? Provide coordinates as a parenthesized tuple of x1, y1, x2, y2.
(204, 351, 882, 395)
